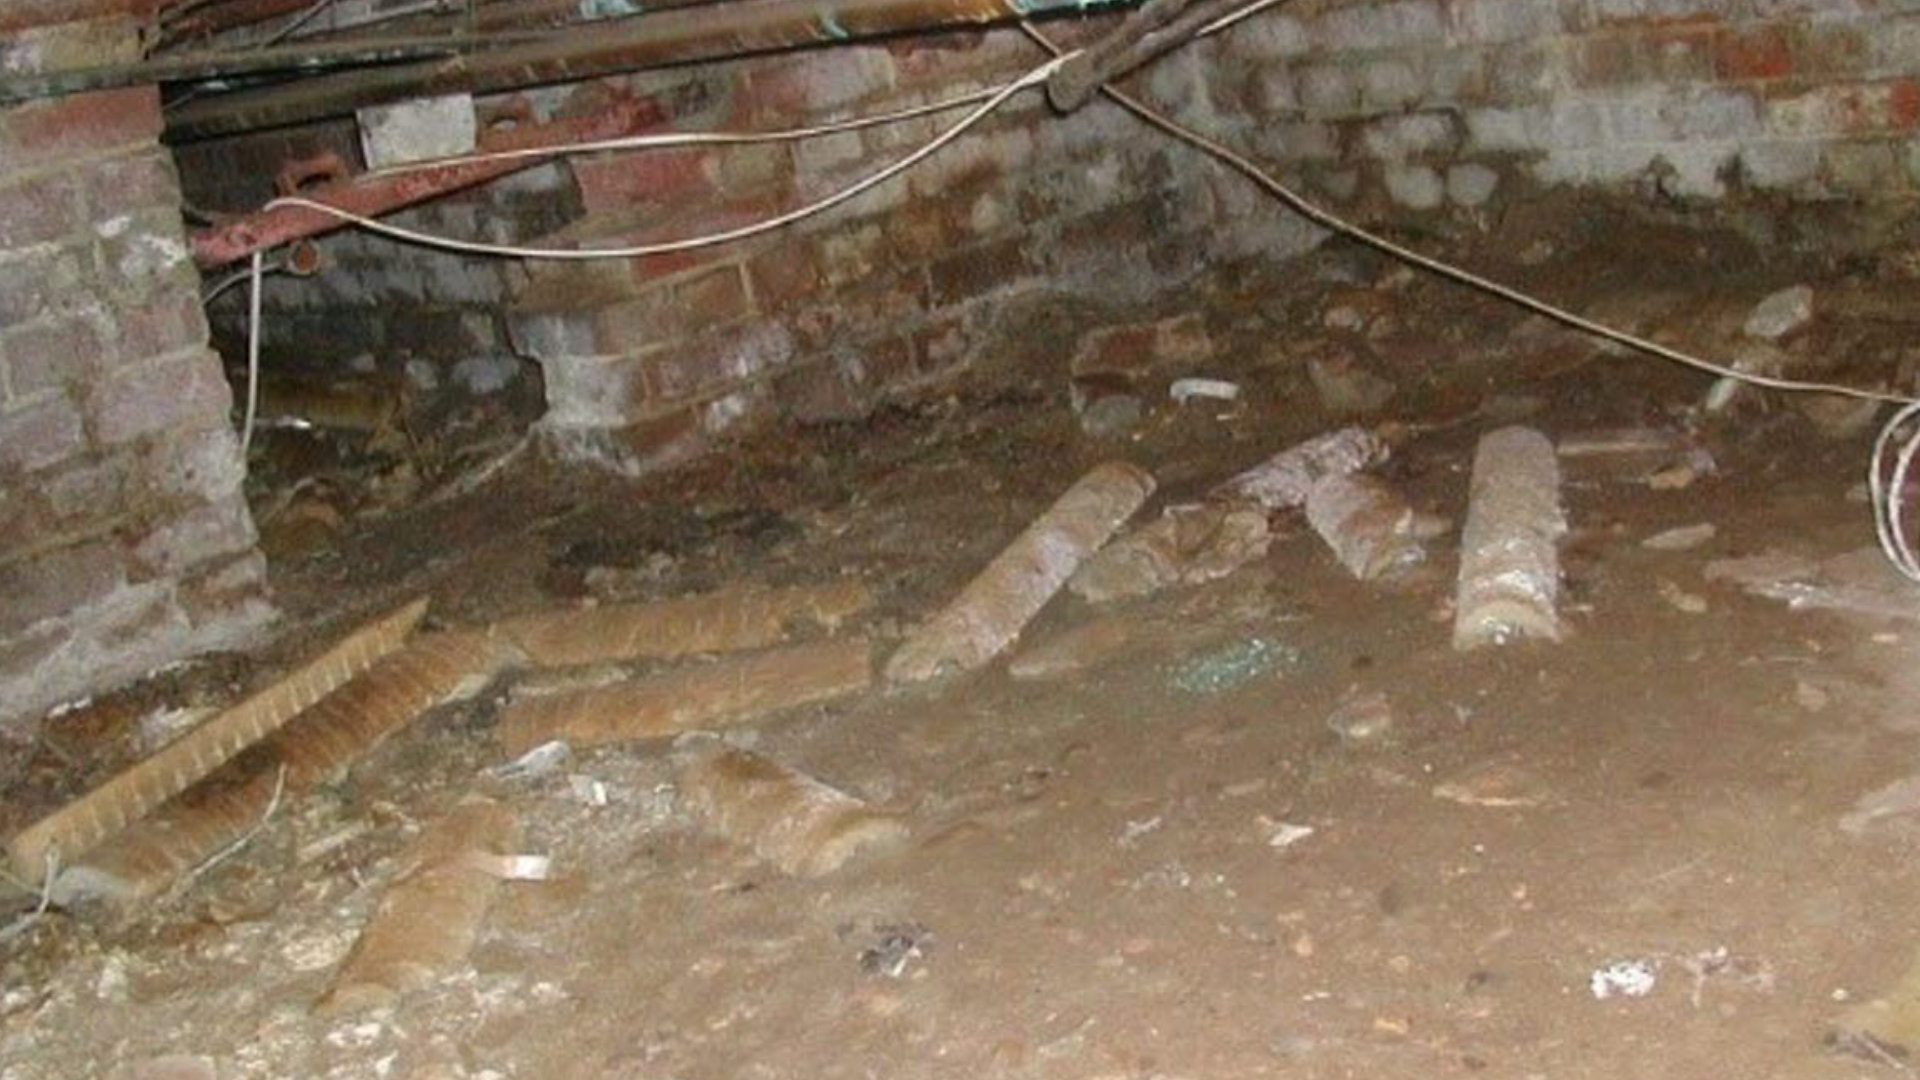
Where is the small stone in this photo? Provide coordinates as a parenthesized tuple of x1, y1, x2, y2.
(1794, 680, 1830, 713)
(1659, 579, 1708, 614)
(1327, 690, 1394, 743)
(1743, 285, 1814, 341)
(1308, 352, 1395, 416)
(1641, 523, 1716, 551)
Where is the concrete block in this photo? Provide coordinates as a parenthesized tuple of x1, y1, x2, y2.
(356, 94, 476, 170)
(1383, 163, 1447, 209)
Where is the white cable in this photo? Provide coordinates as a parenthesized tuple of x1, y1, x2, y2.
(366, 85, 1010, 177)
(1871, 402, 1920, 581)
(241, 250, 265, 458)
(262, 53, 1070, 261)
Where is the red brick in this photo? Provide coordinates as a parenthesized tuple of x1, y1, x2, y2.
(671, 264, 753, 331)
(112, 290, 207, 365)
(90, 351, 232, 445)
(1712, 25, 1793, 81)
(1788, 21, 1869, 80)
(0, 392, 83, 472)
(80, 149, 180, 218)
(0, 87, 160, 163)
(1768, 79, 1920, 136)
(570, 146, 718, 217)
(3, 315, 101, 395)
(1570, 26, 1713, 87)
(745, 243, 823, 312)
(0, 171, 83, 249)
(646, 322, 795, 404)
(0, 246, 83, 326)
(0, 538, 125, 636)
(928, 237, 1038, 307)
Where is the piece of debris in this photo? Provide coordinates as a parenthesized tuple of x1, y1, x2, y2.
(485, 740, 573, 781)
(1556, 427, 1690, 459)
(886, 462, 1155, 684)
(1258, 816, 1315, 851)
(51, 760, 283, 908)
(1658, 579, 1709, 614)
(1169, 377, 1241, 405)
(1794, 680, 1831, 714)
(1308, 352, 1396, 416)
(1796, 392, 1883, 441)
(1675, 946, 1775, 1008)
(7, 598, 429, 887)
(318, 797, 523, 1015)
(491, 580, 871, 669)
(859, 923, 933, 978)
(497, 638, 873, 755)
(1009, 616, 1136, 680)
(1641, 523, 1717, 552)
(1646, 449, 1716, 490)
(567, 774, 609, 807)
(1591, 959, 1659, 1000)
(1170, 637, 1297, 695)
(677, 746, 907, 877)
(1213, 427, 1388, 510)
(1118, 815, 1163, 847)
(1070, 373, 1145, 439)
(1454, 427, 1565, 649)
(1069, 502, 1271, 603)
(1705, 547, 1920, 624)
(1432, 759, 1552, 808)
(1839, 774, 1920, 834)
(1305, 473, 1434, 581)
(1743, 284, 1815, 341)
(1326, 690, 1395, 743)
(1830, 942, 1920, 1063)
(270, 631, 509, 789)
(1070, 313, 1212, 378)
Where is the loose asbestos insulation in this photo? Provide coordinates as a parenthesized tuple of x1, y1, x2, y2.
(1453, 426, 1566, 649)
(318, 797, 522, 1015)
(885, 462, 1155, 683)
(1212, 426, 1389, 510)
(677, 746, 908, 878)
(1304, 473, 1431, 581)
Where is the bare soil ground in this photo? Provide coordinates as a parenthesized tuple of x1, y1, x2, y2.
(8, 207, 1920, 1080)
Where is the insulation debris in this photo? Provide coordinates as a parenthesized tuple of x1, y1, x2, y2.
(1068, 503, 1271, 603)
(6, 598, 429, 886)
(677, 746, 907, 878)
(317, 798, 523, 1016)
(1304, 473, 1433, 581)
(885, 462, 1155, 683)
(489, 580, 871, 669)
(496, 638, 873, 755)
(1453, 427, 1565, 649)
(270, 630, 510, 789)
(49, 758, 282, 908)
(1212, 427, 1388, 511)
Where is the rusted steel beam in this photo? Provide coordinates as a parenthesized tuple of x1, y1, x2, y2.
(188, 94, 668, 267)
(1044, 0, 1239, 112)
(166, 0, 1136, 140)
(0, 35, 525, 105)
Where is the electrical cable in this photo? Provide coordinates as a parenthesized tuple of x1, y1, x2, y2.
(262, 52, 1071, 260)
(366, 85, 1012, 177)
(241, 250, 265, 458)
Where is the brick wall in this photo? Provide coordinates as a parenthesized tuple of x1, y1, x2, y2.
(0, 14, 273, 734)
(505, 29, 1318, 474)
(1200, 0, 1920, 210)
(172, 1, 1920, 476)
(173, 120, 572, 380)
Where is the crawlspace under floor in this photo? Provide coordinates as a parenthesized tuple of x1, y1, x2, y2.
(8, 223, 1920, 1080)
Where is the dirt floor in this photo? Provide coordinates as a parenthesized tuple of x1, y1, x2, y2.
(8, 205, 1920, 1080)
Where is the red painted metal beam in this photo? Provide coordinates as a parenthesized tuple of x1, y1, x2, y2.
(188, 94, 666, 268)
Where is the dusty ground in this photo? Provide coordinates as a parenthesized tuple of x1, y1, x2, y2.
(7, 205, 1920, 1080)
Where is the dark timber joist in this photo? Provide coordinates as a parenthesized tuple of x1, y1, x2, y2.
(161, 0, 1136, 141)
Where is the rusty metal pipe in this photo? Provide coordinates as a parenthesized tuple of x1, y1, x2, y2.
(189, 94, 667, 267)
(166, 0, 1135, 140)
